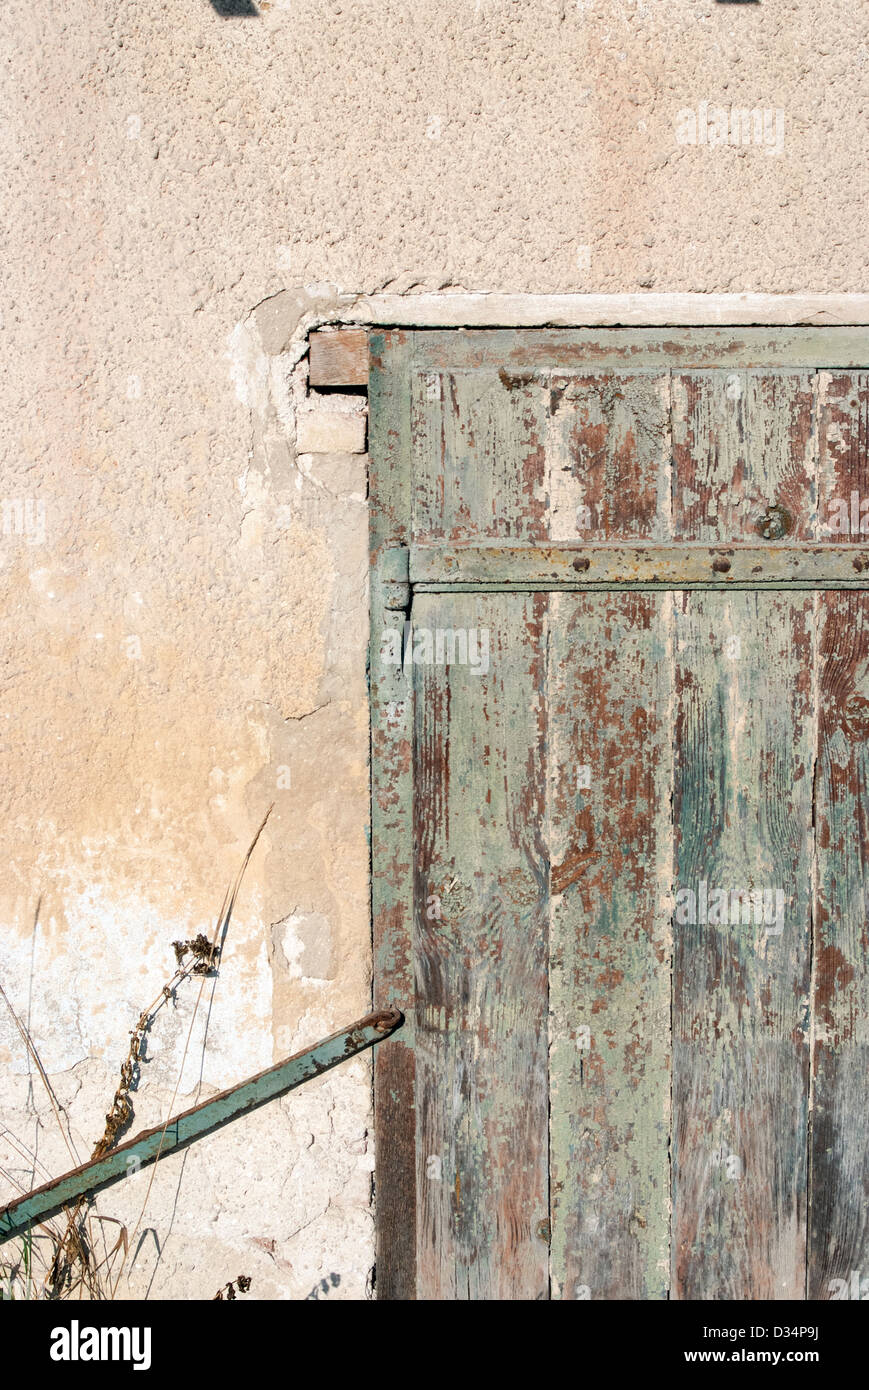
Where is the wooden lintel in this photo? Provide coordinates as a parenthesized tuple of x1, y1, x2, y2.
(308, 328, 369, 388)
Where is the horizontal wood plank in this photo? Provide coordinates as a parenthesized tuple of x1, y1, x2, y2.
(410, 328, 869, 373)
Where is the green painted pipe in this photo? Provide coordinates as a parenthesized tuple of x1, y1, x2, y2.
(0, 1008, 402, 1243)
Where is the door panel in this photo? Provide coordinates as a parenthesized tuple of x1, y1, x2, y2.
(370, 328, 869, 1301)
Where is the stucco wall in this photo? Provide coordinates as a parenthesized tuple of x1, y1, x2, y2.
(1, 0, 867, 1299)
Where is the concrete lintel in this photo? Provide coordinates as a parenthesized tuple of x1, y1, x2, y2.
(334, 292, 869, 329)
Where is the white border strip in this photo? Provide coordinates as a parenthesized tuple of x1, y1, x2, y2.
(336, 293, 869, 329)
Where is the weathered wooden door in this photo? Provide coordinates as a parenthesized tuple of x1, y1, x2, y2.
(370, 328, 869, 1301)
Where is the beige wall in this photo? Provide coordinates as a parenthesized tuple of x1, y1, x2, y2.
(1, 0, 867, 1299)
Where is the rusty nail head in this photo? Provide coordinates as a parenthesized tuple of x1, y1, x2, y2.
(755, 504, 793, 540)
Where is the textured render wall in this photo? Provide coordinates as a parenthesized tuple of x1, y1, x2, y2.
(0, 0, 867, 1300)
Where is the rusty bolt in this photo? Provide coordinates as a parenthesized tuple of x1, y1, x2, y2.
(711, 557, 731, 573)
(572, 556, 591, 573)
(755, 504, 793, 540)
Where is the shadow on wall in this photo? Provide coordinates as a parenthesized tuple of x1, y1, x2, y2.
(210, 0, 259, 15)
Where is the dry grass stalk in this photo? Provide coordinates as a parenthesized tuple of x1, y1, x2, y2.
(1, 807, 272, 1301)
(213, 1273, 252, 1300)
(119, 805, 273, 1279)
(46, 942, 222, 1297)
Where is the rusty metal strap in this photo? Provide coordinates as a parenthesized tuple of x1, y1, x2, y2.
(410, 542, 869, 590)
(0, 1008, 402, 1244)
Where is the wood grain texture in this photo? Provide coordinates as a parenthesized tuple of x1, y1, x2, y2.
(671, 371, 817, 543)
(369, 330, 417, 1299)
(810, 591, 869, 1299)
(413, 591, 550, 1299)
(548, 591, 673, 1300)
(411, 366, 550, 544)
(410, 327, 869, 373)
(308, 328, 369, 387)
(818, 372, 869, 544)
(671, 591, 813, 1299)
(372, 332, 869, 1300)
(547, 371, 672, 543)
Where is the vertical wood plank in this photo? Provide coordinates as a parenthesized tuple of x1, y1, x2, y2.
(413, 591, 550, 1299)
(547, 372, 672, 544)
(671, 371, 817, 543)
(368, 329, 417, 1300)
(810, 591, 869, 1299)
(817, 372, 869, 543)
(672, 591, 813, 1298)
(411, 368, 550, 543)
(548, 591, 673, 1299)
